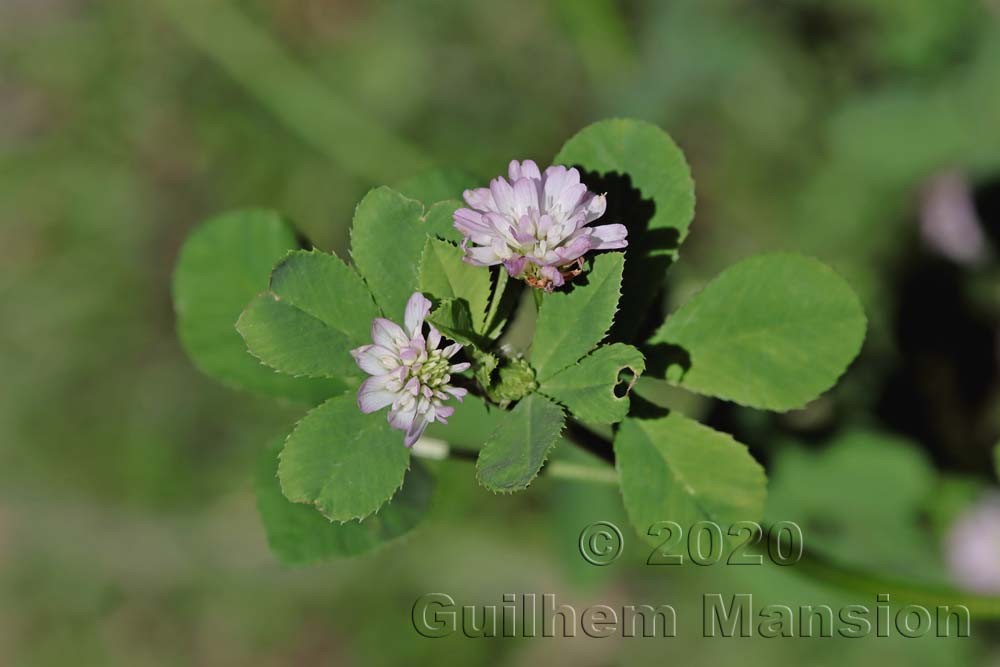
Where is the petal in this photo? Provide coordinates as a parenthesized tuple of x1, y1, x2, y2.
(351, 344, 400, 375)
(555, 234, 593, 263)
(463, 244, 503, 266)
(504, 255, 528, 277)
(404, 414, 430, 448)
(388, 403, 416, 431)
(557, 182, 588, 215)
(442, 342, 463, 358)
(371, 318, 408, 350)
(542, 165, 568, 211)
(588, 223, 629, 249)
(463, 187, 496, 212)
(508, 159, 541, 182)
(450, 362, 471, 373)
(404, 292, 432, 337)
(539, 265, 565, 290)
(426, 325, 442, 351)
(581, 193, 607, 223)
(484, 212, 519, 247)
(358, 376, 400, 413)
(489, 177, 516, 217)
(508, 159, 522, 182)
(445, 386, 468, 401)
(512, 178, 540, 217)
(520, 160, 542, 181)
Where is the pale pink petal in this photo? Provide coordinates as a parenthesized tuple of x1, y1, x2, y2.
(520, 160, 542, 180)
(589, 223, 629, 249)
(371, 318, 408, 350)
(404, 292, 432, 337)
(539, 265, 565, 290)
(351, 344, 399, 375)
(581, 193, 607, 223)
(504, 256, 528, 277)
(426, 325, 442, 351)
(453, 209, 495, 245)
(463, 187, 496, 212)
(489, 177, 516, 217)
(542, 165, 568, 210)
(388, 402, 416, 430)
(512, 178, 539, 218)
(464, 244, 503, 266)
(404, 414, 430, 447)
(358, 376, 400, 413)
(554, 235, 593, 263)
(557, 182, 588, 214)
(445, 386, 468, 401)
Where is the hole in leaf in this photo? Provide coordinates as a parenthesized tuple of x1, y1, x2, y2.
(614, 367, 638, 399)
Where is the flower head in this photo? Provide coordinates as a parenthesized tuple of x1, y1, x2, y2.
(351, 293, 469, 447)
(454, 159, 627, 291)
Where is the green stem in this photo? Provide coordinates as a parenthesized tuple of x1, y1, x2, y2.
(155, 0, 429, 184)
(545, 461, 619, 485)
(532, 288, 545, 312)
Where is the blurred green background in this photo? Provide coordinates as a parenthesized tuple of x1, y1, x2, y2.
(3, 0, 1000, 664)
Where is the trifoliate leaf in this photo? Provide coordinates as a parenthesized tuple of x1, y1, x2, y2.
(419, 237, 493, 333)
(278, 393, 411, 522)
(351, 188, 462, 315)
(172, 209, 342, 402)
(236, 250, 378, 380)
(531, 252, 624, 382)
(615, 411, 767, 546)
(394, 167, 477, 207)
(256, 438, 432, 564)
(476, 394, 566, 493)
(649, 253, 867, 411)
(540, 343, 645, 424)
(555, 118, 695, 341)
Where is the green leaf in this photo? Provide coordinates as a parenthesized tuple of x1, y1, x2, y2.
(172, 209, 342, 403)
(394, 167, 476, 206)
(278, 393, 411, 522)
(766, 431, 938, 576)
(483, 267, 516, 338)
(649, 253, 867, 411)
(422, 200, 464, 244)
(350, 188, 463, 315)
(419, 237, 493, 332)
(531, 252, 624, 382)
(236, 250, 378, 380)
(425, 394, 505, 450)
(555, 118, 695, 340)
(255, 439, 432, 565)
(540, 343, 645, 424)
(476, 394, 566, 492)
(426, 298, 488, 349)
(615, 412, 767, 545)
